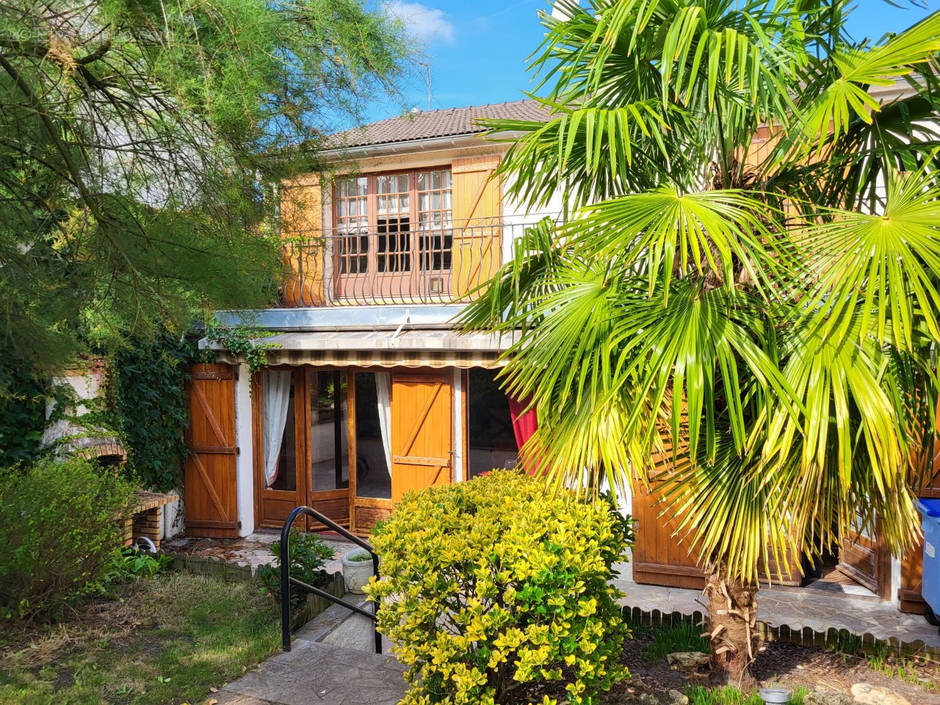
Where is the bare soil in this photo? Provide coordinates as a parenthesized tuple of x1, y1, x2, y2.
(607, 633, 940, 704)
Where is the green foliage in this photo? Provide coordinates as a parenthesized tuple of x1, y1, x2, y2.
(644, 622, 709, 662)
(0, 0, 413, 376)
(0, 363, 52, 469)
(367, 470, 632, 705)
(461, 0, 940, 589)
(687, 685, 806, 705)
(0, 456, 135, 620)
(83, 547, 174, 596)
(258, 529, 335, 605)
(205, 320, 280, 376)
(108, 331, 195, 491)
(686, 686, 763, 705)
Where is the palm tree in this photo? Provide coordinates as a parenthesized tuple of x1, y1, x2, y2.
(460, 0, 940, 686)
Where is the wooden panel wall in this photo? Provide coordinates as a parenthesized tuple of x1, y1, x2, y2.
(184, 364, 239, 538)
(451, 156, 501, 297)
(390, 373, 453, 503)
(280, 176, 325, 306)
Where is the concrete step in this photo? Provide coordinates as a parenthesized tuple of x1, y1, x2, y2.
(294, 591, 393, 653)
(216, 639, 405, 705)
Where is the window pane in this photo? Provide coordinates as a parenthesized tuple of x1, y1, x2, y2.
(354, 373, 391, 499)
(310, 371, 349, 492)
(467, 369, 518, 478)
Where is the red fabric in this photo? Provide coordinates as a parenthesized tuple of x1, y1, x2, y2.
(508, 396, 540, 475)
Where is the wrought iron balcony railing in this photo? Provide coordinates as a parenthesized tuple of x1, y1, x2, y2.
(279, 216, 549, 307)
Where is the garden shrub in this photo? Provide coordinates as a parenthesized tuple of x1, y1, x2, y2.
(258, 529, 335, 606)
(0, 456, 135, 620)
(367, 470, 633, 705)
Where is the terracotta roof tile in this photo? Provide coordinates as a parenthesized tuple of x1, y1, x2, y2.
(326, 99, 551, 149)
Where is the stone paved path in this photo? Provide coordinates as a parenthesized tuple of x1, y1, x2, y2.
(215, 639, 405, 705)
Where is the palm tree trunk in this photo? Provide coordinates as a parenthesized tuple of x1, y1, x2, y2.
(703, 563, 758, 687)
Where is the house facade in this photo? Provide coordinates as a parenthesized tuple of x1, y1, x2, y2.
(184, 100, 561, 540)
(183, 98, 939, 617)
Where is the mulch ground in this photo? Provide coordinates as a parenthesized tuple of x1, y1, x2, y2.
(608, 633, 940, 704)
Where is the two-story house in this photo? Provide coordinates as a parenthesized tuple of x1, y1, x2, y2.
(181, 97, 939, 618)
(183, 100, 557, 540)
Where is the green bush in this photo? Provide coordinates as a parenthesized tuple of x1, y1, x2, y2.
(0, 456, 135, 620)
(258, 529, 335, 605)
(367, 470, 632, 705)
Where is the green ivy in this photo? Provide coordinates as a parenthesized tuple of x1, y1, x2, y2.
(0, 366, 49, 470)
(108, 331, 197, 491)
(205, 319, 280, 376)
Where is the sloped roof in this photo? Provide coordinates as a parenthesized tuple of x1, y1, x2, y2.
(326, 99, 551, 149)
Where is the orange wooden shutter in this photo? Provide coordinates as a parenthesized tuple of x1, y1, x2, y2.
(184, 364, 239, 537)
(451, 156, 501, 298)
(390, 374, 453, 503)
(280, 175, 325, 306)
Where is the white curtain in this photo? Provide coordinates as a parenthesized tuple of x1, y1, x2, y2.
(375, 372, 392, 476)
(262, 370, 293, 487)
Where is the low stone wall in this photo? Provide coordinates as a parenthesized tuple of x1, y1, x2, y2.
(621, 606, 940, 664)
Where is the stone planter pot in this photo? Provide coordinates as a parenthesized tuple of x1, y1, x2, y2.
(342, 548, 375, 594)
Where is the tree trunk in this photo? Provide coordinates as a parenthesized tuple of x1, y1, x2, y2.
(704, 564, 759, 688)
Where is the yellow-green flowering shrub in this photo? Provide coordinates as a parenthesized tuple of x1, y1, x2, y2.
(366, 470, 633, 705)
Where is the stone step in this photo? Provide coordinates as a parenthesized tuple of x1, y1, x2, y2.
(216, 639, 405, 705)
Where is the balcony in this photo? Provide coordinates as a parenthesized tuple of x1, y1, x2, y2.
(279, 216, 545, 308)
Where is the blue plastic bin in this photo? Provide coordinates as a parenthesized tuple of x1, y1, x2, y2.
(916, 498, 940, 623)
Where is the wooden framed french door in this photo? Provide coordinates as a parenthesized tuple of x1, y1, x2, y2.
(253, 368, 351, 530)
(346, 370, 454, 534)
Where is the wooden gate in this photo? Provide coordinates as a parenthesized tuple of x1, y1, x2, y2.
(184, 363, 239, 538)
(390, 373, 453, 503)
(632, 481, 705, 589)
(839, 517, 891, 599)
(632, 477, 802, 589)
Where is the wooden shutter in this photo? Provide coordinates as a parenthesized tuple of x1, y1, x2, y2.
(184, 364, 239, 537)
(280, 175, 325, 306)
(390, 374, 453, 503)
(451, 156, 501, 298)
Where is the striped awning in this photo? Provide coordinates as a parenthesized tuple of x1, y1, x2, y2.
(209, 329, 516, 369)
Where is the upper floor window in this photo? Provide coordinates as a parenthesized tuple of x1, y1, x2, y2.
(333, 169, 453, 281)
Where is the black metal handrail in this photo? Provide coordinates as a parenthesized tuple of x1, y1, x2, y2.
(280, 506, 381, 654)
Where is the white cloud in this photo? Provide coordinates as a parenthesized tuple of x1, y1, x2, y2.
(384, 2, 455, 44)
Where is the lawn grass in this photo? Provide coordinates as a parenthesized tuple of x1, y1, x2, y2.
(0, 572, 280, 705)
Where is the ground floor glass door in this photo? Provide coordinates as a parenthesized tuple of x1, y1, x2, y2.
(254, 368, 350, 529)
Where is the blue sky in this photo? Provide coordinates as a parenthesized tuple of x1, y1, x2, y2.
(359, 0, 937, 125)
